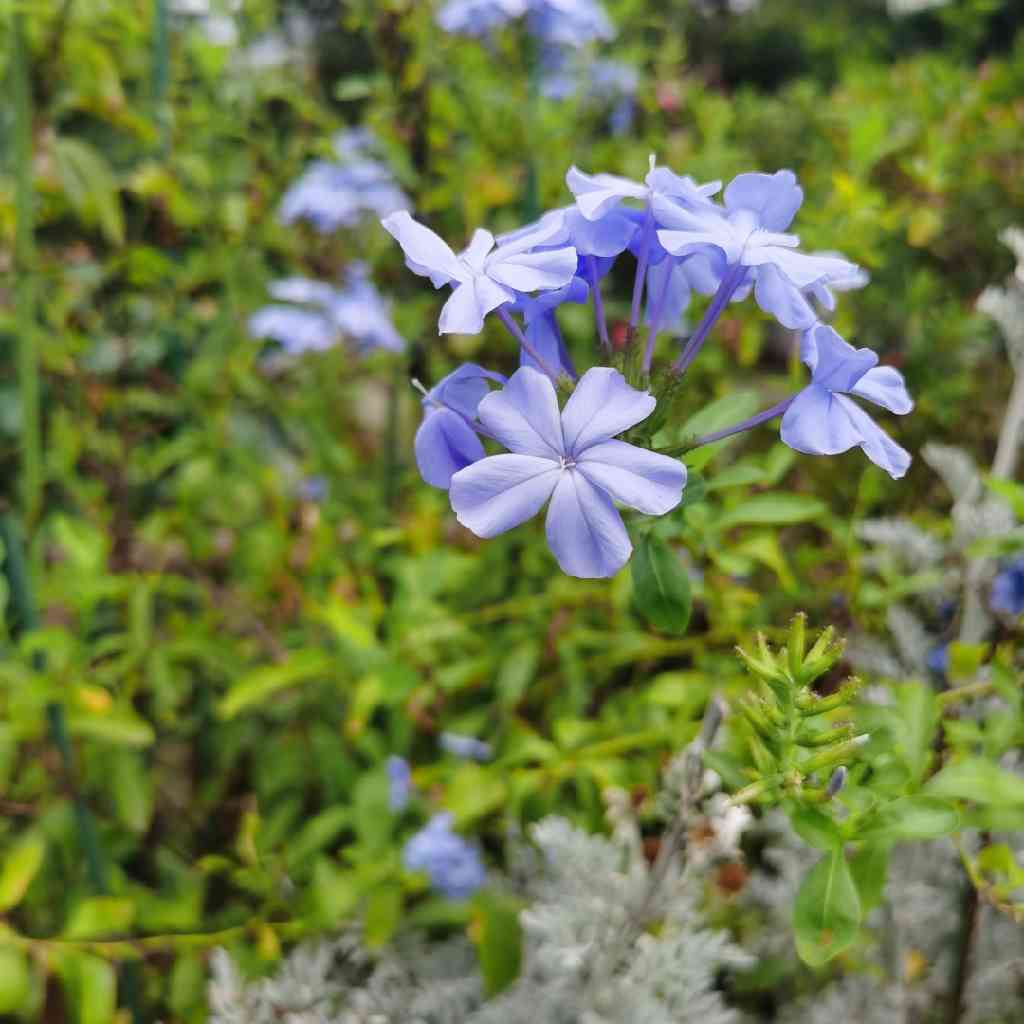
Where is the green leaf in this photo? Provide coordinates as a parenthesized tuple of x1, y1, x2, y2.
(849, 842, 890, 913)
(364, 883, 403, 949)
(927, 757, 1024, 806)
(52, 136, 125, 245)
(894, 682, 937, 783)
(793, 849, 862, 967)
(218, 650, 334, 719)
(0, 833, 45, 911)
(56, 952, 116, 1024)
(65, 709, 155, 748)
(474, 891, 523, 997)
(717, 494, 828, 530)
(447, 764, 508, 828)
(631, 535, 691, 635)
(63, 897, 135, 939)
(0, 946, 31, 1013)
(789, 807, 842, 852)
(856, 796, 959, 841)
(308, 857, 359, 927)
(284, 806, 352, 872)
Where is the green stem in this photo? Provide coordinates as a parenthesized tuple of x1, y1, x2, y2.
(151, 0, 170, 155)
(12, 11, 42, 527)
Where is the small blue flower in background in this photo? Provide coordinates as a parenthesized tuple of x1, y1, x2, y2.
(449, 366, 686, 578)
(926, 644, 949, 676)
(440, 732, 493, 762)
(387, 756, 412, 812)
(780, 324, 913, 479)
(403, 813, 486, 901)
(279, 131, 408, 233)
(526, 0, 614, 47)
(249, 265, 404, 355)
(991, 556, 1024, 617)
(415, 363, 507, 489)
(437, 0, 613, 45)
(297, 476, 328, 503)
(437, 0, 527, 36)
(381, 211, 578, 335)
(657, 171, 862, 330)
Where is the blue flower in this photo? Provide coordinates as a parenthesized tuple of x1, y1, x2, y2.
(568, 160, 721, 223)
(526, 0, 615, 47)
(249, 266, 404, 355)
(926, 644, 949, 676)
(657, 171, 862, 330)
(280, 135, 409, 233)
(437, 0, 527, 36)
(415, 363, 507, 489)
(403, 814, 486, 901)
(440, 733, 493, 761)
(381, 211, 578, 335)
(991, 556, 1024, 617)
(387, 756, 412, 812)
(780, 324, 913, 479)
(449, 366, 686, 578)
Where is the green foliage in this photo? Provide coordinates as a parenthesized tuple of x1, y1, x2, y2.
(0, 0, 1020, 1018)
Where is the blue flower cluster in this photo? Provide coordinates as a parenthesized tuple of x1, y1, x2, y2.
(402, 813, 486, 901)
(249, 264, 404, 356)
(437, 0, 613, 46)
(279, 129, 409, 234)
(382, 160, 913, 580)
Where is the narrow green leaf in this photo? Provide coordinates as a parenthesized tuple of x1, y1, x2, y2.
(631, 535, 691, 635)
(793, 849, 861, 967)
(927, 757, 1024, 806)
(364, 883, 403, 949)
(0, 946, 31, 1013)
(0, 833, 45, 911)
(849, 842, 890, 913)
(218, 650, 334, 719)
(63, 897, 135, 940)
(789, 807, 841, 852)
(718, 494, 828, 530)
(474, 891, 523, 997)
(856, 796, 959, 841)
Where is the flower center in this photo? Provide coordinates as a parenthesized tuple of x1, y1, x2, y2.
(558, 456, 576, 471)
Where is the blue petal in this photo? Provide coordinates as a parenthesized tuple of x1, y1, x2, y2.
(415, 409, 486, 489)
(723, 171, 803, 231)
(438, 278, 512, 335)
(477, 366, 565, 458)
(566, 166, 646, 221)
(804, 325, 878, 392)
(520, 312, 577, 378)
(752, 264, 818, 331)
(487, 246, 578, 293)
(576, 440, 686, 515)
(381, 211, 464, 288)
(545, 471, 631, 578)
(450, 454, 560, 537)
(851, 366, 913, 415)
(561, 367, 656, 455)
(432, 363, 507, 419)
(248, 306, 336, 353)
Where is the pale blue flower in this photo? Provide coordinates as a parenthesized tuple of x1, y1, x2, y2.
(657, 171, 862, 330)
(249, 266, 404, 354)
(991, 556, 1024, 617)
(449, 366, 686, 578)
(403, 813, 486, 900)
(381, 211, 578, 335)
(437, 0, 527, 36)
(526, 0, 614, 47)
(388, 756, 412, 812)
(415, 363, 507, 489)
(780, 324, 913, 479)
(440, 733, 493, 761)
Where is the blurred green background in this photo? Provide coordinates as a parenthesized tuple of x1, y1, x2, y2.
(0, 0, 1021, 1019)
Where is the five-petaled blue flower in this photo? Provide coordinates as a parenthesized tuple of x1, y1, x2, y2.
(780, 324, 913, 479)
(449, 366, 686, 578)
(656, 171, 862, 329)
(991, 556, 1024, 617)
(382, 211, 578, 335)
(403, 813, 486, 901)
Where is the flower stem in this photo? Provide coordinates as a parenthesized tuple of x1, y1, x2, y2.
(585, 255, 610, 352)
(671, 264, 747, 377)
(628, 205, 654, 331)
(497, 306, 572, 384)
(12, 12, 41, 529)
(642, 259, 676, 375)
(665, 396, 795, 455)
